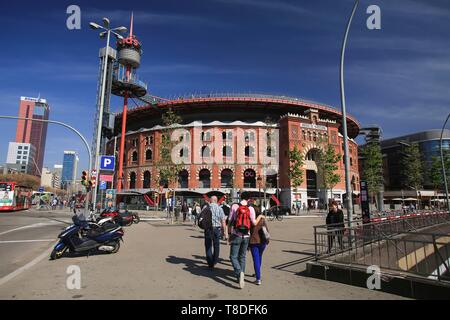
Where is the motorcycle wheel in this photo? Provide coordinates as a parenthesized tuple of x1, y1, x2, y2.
(109, 241, 120, 254)
(277, 215, 284, 221)
(50, 245, 67, 260)
(133, 214, 140, 224)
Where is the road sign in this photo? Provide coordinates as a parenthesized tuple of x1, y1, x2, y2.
(99, 181, 107, 190)
(38, 186, 44, 193)
(100, 174, 113, 182)
(105, 189, 116, 210)
(100, 156, 115, 171)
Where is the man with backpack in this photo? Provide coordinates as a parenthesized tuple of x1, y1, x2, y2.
(198, 196, 228, 270)
(227, 199, 265, 289)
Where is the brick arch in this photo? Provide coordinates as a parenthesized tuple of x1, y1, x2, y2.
(178, 166, 191, 178)
(301, 143, 324, 158)
(140, 167, 152, 180)
(128, 148, 138, 163)
(196, 166, 212, 179)
(219, 166, 234, 174)
(241, 165, 258, 175)
(127, 170, 137, 181)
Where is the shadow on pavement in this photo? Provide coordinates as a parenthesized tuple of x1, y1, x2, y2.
(191, 255, 233, 267)
(282, 250, 316, 256)
(49, 249, 114, 260)
(166, 255, 238, 289)
(270, 238, 315, 246)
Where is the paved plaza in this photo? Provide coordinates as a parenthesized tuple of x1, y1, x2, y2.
(0, 209, 405, 299)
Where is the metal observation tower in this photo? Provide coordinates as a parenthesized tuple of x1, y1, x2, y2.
(111, 13, 148, 192)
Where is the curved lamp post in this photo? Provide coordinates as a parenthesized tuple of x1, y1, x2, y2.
(340, 0, 359, 228)
(0, 115, 92, 216)
(441, 113, 450, 212)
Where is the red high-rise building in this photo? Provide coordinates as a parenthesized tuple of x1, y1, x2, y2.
(15, 96, 50, 176)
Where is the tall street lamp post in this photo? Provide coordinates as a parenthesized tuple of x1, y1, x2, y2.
(89, 18, 127, 212)
(340, 0, 359, 228)
(441, 113, 450, 212)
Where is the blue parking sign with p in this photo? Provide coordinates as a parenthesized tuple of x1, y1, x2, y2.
(100, 156, 115, 171)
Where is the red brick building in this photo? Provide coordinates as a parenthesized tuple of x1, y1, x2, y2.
(109, 94, 360, 208)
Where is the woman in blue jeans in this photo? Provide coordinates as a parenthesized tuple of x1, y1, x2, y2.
(249, 210, 269, 285)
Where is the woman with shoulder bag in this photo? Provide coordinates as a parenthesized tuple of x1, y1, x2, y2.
(249, 207, 270, 285)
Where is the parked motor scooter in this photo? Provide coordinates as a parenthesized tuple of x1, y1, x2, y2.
(50, 215, 124, 260)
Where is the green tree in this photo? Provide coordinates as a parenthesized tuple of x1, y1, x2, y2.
(429, 151, 450, 207)
(317, 146, 341, 206)
(289, 145, 304, 189)
(155, 108, 182, 222)
(360, 142, 384, 208)
(400, 143, 423, 207)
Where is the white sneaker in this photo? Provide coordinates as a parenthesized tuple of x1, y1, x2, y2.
(255, 279, 262, 285)
(239, 272, 245, 289)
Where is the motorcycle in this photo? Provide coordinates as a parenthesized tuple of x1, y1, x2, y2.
(99, 209, 139, 226)
(50, 215, 124, 260)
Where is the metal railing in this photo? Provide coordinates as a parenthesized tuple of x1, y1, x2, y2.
(313, 211, 450, 281)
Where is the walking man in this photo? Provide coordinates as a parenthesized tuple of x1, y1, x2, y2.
(326, 201, 345, 253)
(201, 196, 228, 270)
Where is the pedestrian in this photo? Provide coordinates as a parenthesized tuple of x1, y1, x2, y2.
(249, 207, 269, 285)
(182, 201, 189, 222)
(227, 199, 265, 289)
(326, 201, 344, 253)
(188, 205, 193, 222)
(200, 196, 228, 270)
(193, 202, 201, 226)
(51, 198, 58, 210)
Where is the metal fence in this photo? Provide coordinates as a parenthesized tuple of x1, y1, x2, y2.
(313, 211, 450, 281)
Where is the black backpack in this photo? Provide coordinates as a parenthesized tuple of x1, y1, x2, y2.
(198, 204, 213, 230)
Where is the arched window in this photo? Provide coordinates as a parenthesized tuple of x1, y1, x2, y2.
(221, 169, 233, 188)
(145, 149, 153, 161)
(201, 131, 211, 141)
(222, 131, 227, 140)
(245, 146, 254, 157)
(178, 170, 189, 188)
(143, 171, 151, 188)
(199, 169, 211, 188)
(201, 146, 210, 158)
(244, 131, 255, 141)
(305, 149, 319, 161)
(243, 169, 256, 188)
(132, 151, 138, 162)
(223, 146, 232, 157)
(129, 172, 136, 189)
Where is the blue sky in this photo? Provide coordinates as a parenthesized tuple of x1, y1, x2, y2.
(0, 0, 449, 176)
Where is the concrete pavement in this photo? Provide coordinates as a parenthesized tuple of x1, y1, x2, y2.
(0, 209, 405, 299)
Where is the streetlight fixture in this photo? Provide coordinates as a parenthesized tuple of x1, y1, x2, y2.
(90, 17, 127, 212)
(340, 0, 359, 228)
(441, 113, 450, 212)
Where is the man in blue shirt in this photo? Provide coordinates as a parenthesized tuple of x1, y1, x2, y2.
(204, 196, 228, 270)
